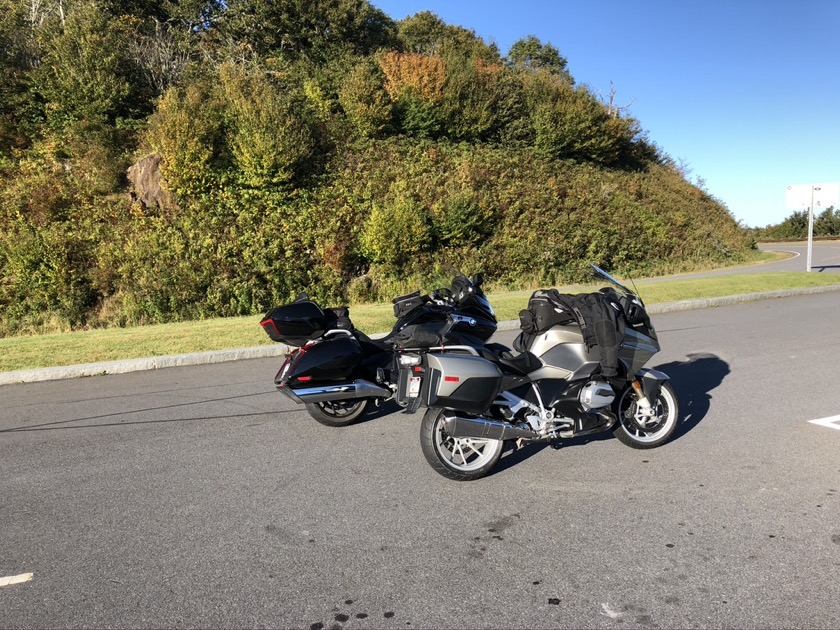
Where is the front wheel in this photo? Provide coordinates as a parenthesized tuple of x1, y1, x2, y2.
(305, 399, 370, 427)
(613, 380, 679, 449)
(420, 409, 504, 481)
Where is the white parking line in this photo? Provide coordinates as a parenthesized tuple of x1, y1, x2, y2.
(808, 415, 840, 431)
(0, 573, 34, 587)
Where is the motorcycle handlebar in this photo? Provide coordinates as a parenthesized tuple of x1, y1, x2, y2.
(430, 273, 487, 306)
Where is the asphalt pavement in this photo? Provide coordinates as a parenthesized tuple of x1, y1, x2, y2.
(1, 289, 840, 628)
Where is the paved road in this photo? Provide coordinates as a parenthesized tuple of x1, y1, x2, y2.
(636, 240, 840, 283)
(758, 240, 840, 273)
(2, 292, 840, 628)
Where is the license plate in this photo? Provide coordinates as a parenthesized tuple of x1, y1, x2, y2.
(408, 376, 422, 397)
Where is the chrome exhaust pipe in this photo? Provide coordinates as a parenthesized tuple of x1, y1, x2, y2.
(278, 379, 391, 404)
(442, 414, 538, 441)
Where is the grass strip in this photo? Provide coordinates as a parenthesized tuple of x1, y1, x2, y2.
(2, 272, 839, 373)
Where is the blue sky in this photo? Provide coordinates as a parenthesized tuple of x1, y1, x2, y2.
(372, 0, 840, 228)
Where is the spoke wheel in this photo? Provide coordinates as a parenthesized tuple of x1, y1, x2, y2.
(613, 381, 679, 449)
(305, 399, 370, 427)
(420, 409, 504, 481)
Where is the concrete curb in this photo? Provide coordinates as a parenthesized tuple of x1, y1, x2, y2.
(3, 284, 840, 386)
(644, 284, 840, 313)
(0, 345, 291, 386)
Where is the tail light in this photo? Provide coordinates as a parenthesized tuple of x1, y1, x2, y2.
(398, 353, 422, 366)
(275, 346, 307, 384)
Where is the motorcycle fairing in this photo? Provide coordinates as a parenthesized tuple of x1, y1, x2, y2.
(636, 368, 669, 401)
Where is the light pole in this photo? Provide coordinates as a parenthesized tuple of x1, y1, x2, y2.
(807, 186, 820, 272)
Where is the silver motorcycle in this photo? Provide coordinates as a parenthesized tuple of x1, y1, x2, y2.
(396, 265, 679, 481)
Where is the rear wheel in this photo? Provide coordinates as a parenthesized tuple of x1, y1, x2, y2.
(420, 409, 504, 481)
(305, 399, 370, 427)
(613, 381, 679, 449)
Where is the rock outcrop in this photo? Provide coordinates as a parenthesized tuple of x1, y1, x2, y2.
(127, 154, 174, 211)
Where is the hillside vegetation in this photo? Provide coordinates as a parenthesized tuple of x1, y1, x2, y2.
(0, 0, 754, 336)
(750, 208, 840, 240)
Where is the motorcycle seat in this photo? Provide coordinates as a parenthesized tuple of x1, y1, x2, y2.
(354, 330, 394, 353)
(482, 342, 513, 358)
(497, 351, 541, 376)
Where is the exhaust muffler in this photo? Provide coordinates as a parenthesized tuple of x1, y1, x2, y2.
(442, 414, 538, 441)
(279, 379, 391, 404)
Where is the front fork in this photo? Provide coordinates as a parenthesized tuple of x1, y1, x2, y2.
(630, 379, 653, 414)
(627, 369, 668, 426)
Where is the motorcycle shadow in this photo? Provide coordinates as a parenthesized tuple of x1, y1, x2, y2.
(653, 352, 730, 441)
(492, 431, 615, 477)
(493, 441, 551, 476)
(362, 399, 408, 424)
(491, 352, 730, 476)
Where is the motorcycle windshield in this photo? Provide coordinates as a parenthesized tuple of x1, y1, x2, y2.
(590, 264, 637, 300)
(473, 293, 495, 317)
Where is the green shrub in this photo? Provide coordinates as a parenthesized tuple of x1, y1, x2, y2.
(220, 63, 319, 188)
(144, 79, 228, 200)
(439, 56, 504, 141)
(0, 218, 98, 334)
(338, 58, 393, 138)
(531, 81, 634, 165)
(360, 186, 431, 268)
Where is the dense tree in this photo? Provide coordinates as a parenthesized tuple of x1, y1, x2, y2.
(507, 35, 572, 82)
(526, 71, 636, 164)
(398, 10, 499, 61)
(815, 208, 840, 235)
(219, 63, 320, 188)
(144, 63, 320, 196)
(220, 0, 398, 62)
(0, 0, 45, 154)
(143, 76, 228, 199)
(438, 55, 506, 141)
(34, 1, 150, 130)
(753, 207, 840, 240)
(104, 0, 224, 30)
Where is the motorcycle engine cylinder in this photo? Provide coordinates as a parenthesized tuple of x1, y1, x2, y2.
(579, 380, 616, 411)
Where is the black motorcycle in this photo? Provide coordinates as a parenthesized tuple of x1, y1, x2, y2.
(261, 274, 498, 426)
